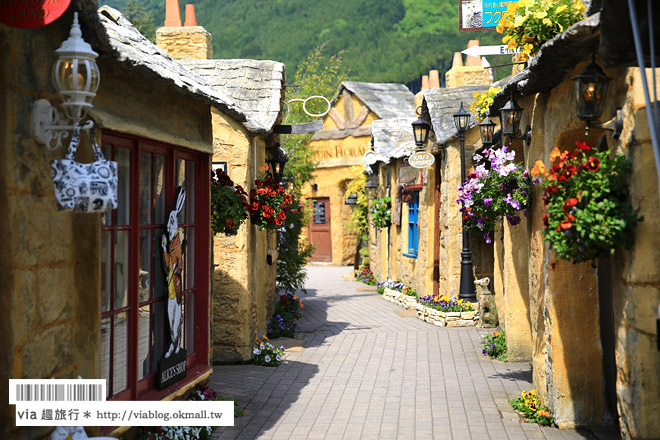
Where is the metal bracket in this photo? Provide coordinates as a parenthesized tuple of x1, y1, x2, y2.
(585, 108, 623, 139)
(512, 125, 532, 147)
(32, 99, 94, 150)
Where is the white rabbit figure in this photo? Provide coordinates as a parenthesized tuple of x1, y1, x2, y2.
(161, 186, 186, 358)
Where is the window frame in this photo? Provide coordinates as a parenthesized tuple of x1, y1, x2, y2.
(100, 130, 210, 401)
(403, 191, 419, 258)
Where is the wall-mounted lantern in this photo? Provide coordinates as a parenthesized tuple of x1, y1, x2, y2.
(479, 113, 496, 146)
(412, 106, 431, 148)
(267, 147, 288, 182)
(571, 56, 623, 138)
(32, 12, 100, 150)
(499, 94, 523, 137)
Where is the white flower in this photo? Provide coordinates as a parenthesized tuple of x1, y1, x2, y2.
(253, 348, 261, 355)
(280, 346, 285, 350)
(260, 343, 265, 350)
(265, 355, 271, 362)
(276, 354, 282, 361)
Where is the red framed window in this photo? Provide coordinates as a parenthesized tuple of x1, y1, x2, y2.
(100, 131, 210, 400)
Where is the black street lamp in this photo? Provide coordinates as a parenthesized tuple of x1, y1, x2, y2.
(453, 102, 477, 303)
(412, 106, 431, 148)
(499, 94, 523, 136)
(479, 113, 496, 146)
(267, 147, 288, 182)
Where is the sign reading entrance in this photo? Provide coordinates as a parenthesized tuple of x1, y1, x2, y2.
(408, 151, 435, 169)
(0, 0, 71, 29)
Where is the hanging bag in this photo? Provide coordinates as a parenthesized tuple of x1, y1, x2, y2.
(51, 126, 118, 213)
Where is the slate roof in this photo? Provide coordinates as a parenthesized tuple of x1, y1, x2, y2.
(183, 59, 285, 134)
(422, 85, 491, 146)
(88, 6, 247, 124)
(369, 118, 417, 164)
(340, 81, 415, 119)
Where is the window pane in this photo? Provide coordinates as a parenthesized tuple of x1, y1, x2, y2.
(153, 155, 166, 225)
(185, 227, 195, 290)
(139, 229, 151, 303)
(100, 316, 111, 398)
(153, 228, 167, 299)
(175, 159, 185, 225)
(101, 231, 111, 313)
(113, 312, 129, 396)
(116, 148, 130, 226)
(101, 145, 114, 227)
(185, 161, 195, 224)
(114, 231, 129, 310)
(140, 152, 152, 225)
(151, 300, 166, 373)
(138, 305, 150, 381)
(184, 293, 194, 353)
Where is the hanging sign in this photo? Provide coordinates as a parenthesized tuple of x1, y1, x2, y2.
(408, 151, 435, 169)
(0, 0, 71, 29)
(459, 0, 507, 32)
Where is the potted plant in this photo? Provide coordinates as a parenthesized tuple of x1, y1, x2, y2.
(470, 86, 502, 123)
(496, 0, 588, 61)
(211, 168, 249, 235)
(531, 141, 641, 264)
(249, 164, 293, 230)
(458, 146, 533, 243)
(371, 196, 391, 228)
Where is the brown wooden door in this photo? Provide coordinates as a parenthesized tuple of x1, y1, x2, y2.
(309, 198, 332, 262)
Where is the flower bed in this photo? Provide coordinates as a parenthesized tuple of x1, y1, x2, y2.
(378, 280, 418, 310)
(415, 295, 479, 327)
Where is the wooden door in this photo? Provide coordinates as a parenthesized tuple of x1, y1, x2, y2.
(309, 198, 332, 262)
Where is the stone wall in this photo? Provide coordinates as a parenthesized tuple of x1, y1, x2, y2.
(445, 66, 491, 89)
(210, 110, 277, 363)
(156, 26, 213, 60)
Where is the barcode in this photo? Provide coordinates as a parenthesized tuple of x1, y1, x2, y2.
(9, 380, 106, 403)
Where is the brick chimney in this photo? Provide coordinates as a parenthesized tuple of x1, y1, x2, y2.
(445, 40, 491, 88)
(156, 1, 213, 60)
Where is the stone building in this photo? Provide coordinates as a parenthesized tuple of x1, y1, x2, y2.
(0, 1, 277, 438)
(154, 1, 285, 364)
(485, 4, 660, 438)
(303, 81, 414, 265)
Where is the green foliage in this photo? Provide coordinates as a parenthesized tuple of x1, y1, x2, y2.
(533, 142, 641, 264)
(99, 0, 510, 84)
(211, 169, 249, 235)
(481, 330, 507, 361)
(371, 196, 392, 229)
(267, 293, 303, 338)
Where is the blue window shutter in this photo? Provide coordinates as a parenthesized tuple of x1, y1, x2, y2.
(406, 192, 419, 257)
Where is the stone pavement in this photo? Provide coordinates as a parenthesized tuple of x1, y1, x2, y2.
(210, 266, 596, 440)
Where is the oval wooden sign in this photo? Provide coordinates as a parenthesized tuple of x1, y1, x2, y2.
(408, 151, 435, 169)
(0, 0, 71, 29)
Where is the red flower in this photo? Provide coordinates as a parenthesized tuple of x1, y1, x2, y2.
(562, 198, 578, 212)
(255, 180, 263, 186)
(275, 218, 283, 226)
(278, 212, 286, 220)
(263, 212, 271, 219)
(225, 220, 235, 229)
(585, 156, 600, 172)
(542, 213, 549, 227)
(576, 141, 591, 151)
(558, 165, 576, 181)
(251, 202, 259, 211)
(560, 220, 573, 229)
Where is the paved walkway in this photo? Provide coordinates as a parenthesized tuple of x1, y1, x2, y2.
(210, 266, 594, 440)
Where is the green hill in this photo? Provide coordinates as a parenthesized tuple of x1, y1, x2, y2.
(99, 0, 509, 86)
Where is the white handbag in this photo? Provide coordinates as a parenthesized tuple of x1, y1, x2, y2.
(50, 126, 118, 213)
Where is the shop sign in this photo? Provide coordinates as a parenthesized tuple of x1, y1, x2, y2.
(408, 151, 435, 169)
(344, 193, 358, 205)
(0, 0, 71, 29)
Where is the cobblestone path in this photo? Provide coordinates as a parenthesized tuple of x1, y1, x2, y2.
(210, 266, 595, 440)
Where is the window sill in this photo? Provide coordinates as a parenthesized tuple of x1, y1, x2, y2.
(403, 252, 418, 259)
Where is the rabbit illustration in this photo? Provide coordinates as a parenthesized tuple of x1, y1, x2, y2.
(162, 186, 187, 358)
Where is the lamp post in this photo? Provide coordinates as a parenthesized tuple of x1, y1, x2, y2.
(412, 107, 431, 148)
(453, 102, 477, 302)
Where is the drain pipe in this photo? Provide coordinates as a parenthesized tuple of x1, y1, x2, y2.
(627, 0, 660, 209)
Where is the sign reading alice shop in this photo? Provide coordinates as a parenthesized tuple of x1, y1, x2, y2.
(408, 151, 435, 169)
(0, 0, 71, 28)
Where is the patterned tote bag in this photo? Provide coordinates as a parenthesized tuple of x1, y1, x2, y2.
(51, 126, 118, 213)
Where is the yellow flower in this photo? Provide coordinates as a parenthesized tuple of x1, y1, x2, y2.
(534, 11, 547, 19)
(458, 299, 464, 305)
(507, 2, 519, 14)
(466, 301, 472, 307)
(558, 22, 564, 32)
(507, 38, 518, 50)
(523, 43, 534, 54)
(514, 15, 526, 27)
(519, 0, 535, 7)
(543, 17, 552, 26)
(502, 35, 513, 44)
(573, 1, 586, 12)
(556, 4, 567, 13)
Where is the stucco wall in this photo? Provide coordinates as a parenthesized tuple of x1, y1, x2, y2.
(210, 110, 277, 363)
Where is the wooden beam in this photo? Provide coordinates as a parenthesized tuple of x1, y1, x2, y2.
(343, 90, 354, 128)
(328, 108, 345, 129)
(353, 105, 371, 127)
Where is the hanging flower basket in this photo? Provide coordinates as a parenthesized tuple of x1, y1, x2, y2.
(531, 141, 641, 263)
(249, 165, 293, 230)
(211, 168, 249, 236)
(458, 146, 533, 243)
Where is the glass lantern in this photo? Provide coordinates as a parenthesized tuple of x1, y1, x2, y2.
(571, 59, 612, 122)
